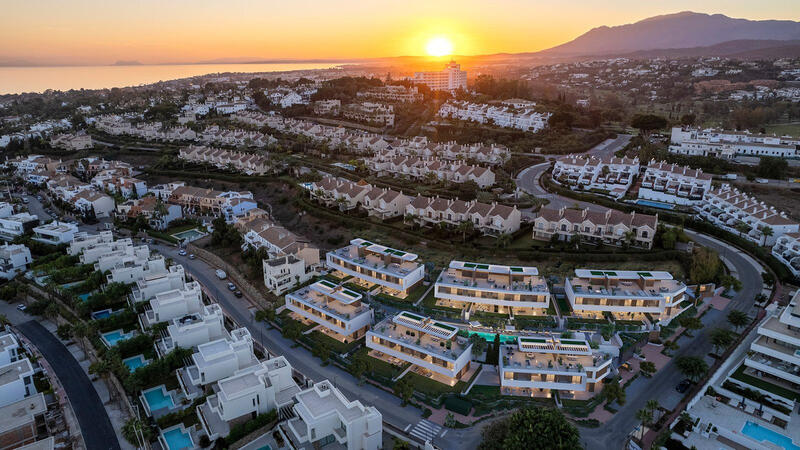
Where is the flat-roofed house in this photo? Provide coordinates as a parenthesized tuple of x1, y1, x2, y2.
(31, 221, 78, 245)
(367, 311, 472, 385)
(178, 329, 258, 400)
(326, 238, 424, 297)
(285, 280, 374, 343)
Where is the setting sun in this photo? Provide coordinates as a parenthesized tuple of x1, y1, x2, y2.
(426, 36, 454, 57)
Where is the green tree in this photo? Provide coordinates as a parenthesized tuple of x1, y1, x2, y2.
(709, 328, 735, 355)
(469, 333, 488, 357)
(394, 377, 414, 406)
(478, 407, 580, 450)
(282, 321, 302, 341)
(675, 356, 708, 382)
(679, 316, 703, 335)
(635, 407, 654, 439)
(756, 156, 788, 180)
(121, 417, 153, 447)
(640, 361, 656, 377)
(630, 114, 667, 138)
(312, 339, 331, 364)
(689, 247, 721, 284)
(759, 226, 774, 247)
(601, 377, 626, 405)
(727, 309, 749, 332)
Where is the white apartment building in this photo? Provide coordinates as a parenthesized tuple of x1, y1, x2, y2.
(31, 221, 77, 245)
(638, 160, 713, 205)
(772, 233, 800, 279)
(326, 238, 425, 297)
(404, 195, 522, 236)
(361, 187, 411, 220)
(412, 61, 467, 91)
(197, 356, 301, 440)
(730, 296, 800, 412)
(179, 329, 258, 400)
(697, 184, 799, 246)
(178, 145, 271, 176)
(0, 358, 35, 408)
(67, 231, 114, 256)
(669, 126, 800, 159)
(435, 261, 551, 318)
(565, 269, 688, 324)
(0, 332, 21, 367)
(0, 213, 38, 241)
(263, 255, 311, 296)
(93, 244, 151, 273)
(106, 255, 168, 285)
(285, 279, 374, 342)
(70, 189, 115, 218)
(158, 303, 227, 356)
(367, 311, 472, 385)
(139, 281, 204, 329)
(365, 155, 496, 188)
(552, 155, 639, 199)
(129, 265, 186, 303)
(341, 102, 395, 127)
(438, 100, 550, 133)
(0, 244, 32, 280)
(286, 380, 383, 450)
(77, 238, 136, 264)
(0, 202, 14, 219)
(357, 85, 422, 103)
(499, 334, 613, 398)
(533, 206, 658, 249)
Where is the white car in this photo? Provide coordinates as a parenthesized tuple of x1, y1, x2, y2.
(178, 250, 187, 256)
(216, 269, 227, 280)
(16, 304, 26, 311)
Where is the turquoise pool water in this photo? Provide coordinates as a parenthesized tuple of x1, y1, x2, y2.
(143, 386, 175, 412)
(101, 330, 131, 347)
(77, 293, 91, 302)
(255, 446, 272, 450)
(162, 427, 193, 450)
(635, 199, 676, 210)
(468, 331, 518, 343)
(741, 421, 800, 450)
(172, 228, 205, 242)
(123, 355, 147, 372)
(60, 281, 83, 289)
(91, 309, 112, 320)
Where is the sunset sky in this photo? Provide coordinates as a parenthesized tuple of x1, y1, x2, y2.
(2, 0, 799, 66)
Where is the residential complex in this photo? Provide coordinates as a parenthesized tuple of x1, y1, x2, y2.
(367, 311, 473, 385)
(326, 238, 424, 297)
(412, 61, 467, 91)
(499, 334, 613, 398)
(669, 126, 800, 159)
(0, 243, 32, 280)
(434, 261, 550, 318)
(341, 102, 395, 127)
(404, 194, 521, 236)
(697, 184, 799, 246)
(438, 100, 550, 132)
(365, 154, 496, 188)
(533, 206, 658, 249)
(139, 281, 204, 329)
(357, 85, 423, 103)
(178, 145, 271, 175)
(285, 279, 374, 343)
(49, 132, 93, 150)
(31, 221, 78, 245)
(773, 233, 800, 278)
(552, 155, 639, 199)
(179, 329, 259, 399)
(0, 213, 38, 241)
(565, 269, 688, 324)
(638, 160, 713, 205)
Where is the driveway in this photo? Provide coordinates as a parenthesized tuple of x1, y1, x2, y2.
(16, 320, 121, 450)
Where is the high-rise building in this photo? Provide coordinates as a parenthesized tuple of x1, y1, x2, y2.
(413, 61, 467, 91)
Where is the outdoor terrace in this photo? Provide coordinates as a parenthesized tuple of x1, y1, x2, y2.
(370, 313, 468, 362)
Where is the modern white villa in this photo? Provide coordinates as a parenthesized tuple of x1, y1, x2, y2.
(326, 238, 424, 297)
(499, 334, 613, 399)
(178, 328, 259, 400)
(434, 261, 551, 318)
(565, 269, 688, 324)
(106, 255, 168, 285)
(31, 221, 77, 245)
(139, 281, 204, 329)
(157, 303, 227, 356)
(285, 279, 373, 343)
(129, 265, 187, 304)
(772, 233, 800, 279)
(366, 311, 473, 385)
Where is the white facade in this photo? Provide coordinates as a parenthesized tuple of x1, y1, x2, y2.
(0, 213, 38, 241)
(669, 126, 800, 159)
(140, 281, 204, 328)
(773, 233, 800, 279)
(638, 160, 713, 205)
(435, 261, 551, 317)
(286, 380, 382, 450)
(129, 265, 187, 303)
(0, 358, 35, 408)
(158, 303, 227, 355)
(367, 311, 472, 384)
(565, 269, 687, 324)
(0, 244, 31, 280)
(77, 238, 135, 264)
(106, 255, 168, 285)
(263, 255, 311, 296)
(68, 231, 115, 256)
(31, 221, 77, 245)
(438, 100, 550, 133)
(0, 332, 21, 367)
(326, 238, 424, 296)
(93, 244, 151, 273)
(183, 329, 258, 390)
(413, 61, 467, 91)
(552, 155, 639, 199)
(285, 280, 374, 342)
(500, 334, 613, 397)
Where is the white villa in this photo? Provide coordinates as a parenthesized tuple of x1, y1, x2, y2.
(326, 238, 424, 297)
(285, 280, 374, 343)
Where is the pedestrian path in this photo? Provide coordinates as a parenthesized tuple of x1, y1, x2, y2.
(408, 419, 444, 442)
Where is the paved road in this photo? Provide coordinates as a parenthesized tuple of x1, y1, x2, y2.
(149, 242, 478, 450)
(16, 320, 121, 450)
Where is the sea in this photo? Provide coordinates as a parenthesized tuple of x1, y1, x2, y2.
(0, 63, 347, 94)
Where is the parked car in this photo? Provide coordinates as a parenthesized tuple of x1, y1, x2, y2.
(188, 254, 196, 260)
(178, 250, 187, 256)
(216, 270, 227, 280)
(227, 282, 236, 291)
(16, 304, 26, 311)
(676, 379, 692, 393)
(233, 290, 243, 298)
(22, 198, 29, 204)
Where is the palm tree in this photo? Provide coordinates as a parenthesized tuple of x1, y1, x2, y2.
(635, 408, 654, 440)
(496, 233, 512, 249)
(759, 226, 774, 246)
(457, 220, 474, 243)
(646, 399, 661, 422)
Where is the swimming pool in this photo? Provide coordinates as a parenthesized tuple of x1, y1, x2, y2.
(741, 421, 800, 450)
(77, 293, 91, 302)
(60, 281, 83, 289)
(123, 355, 147, 372)
(101, 329, 133, 347)
(142, 385, 175, 414)
(635, 199, 676, 210)
(171, 228, 206, 242)
(161, 426, 193, 450)
(91, 309, 112, 320)
(468, 331, 519, 343)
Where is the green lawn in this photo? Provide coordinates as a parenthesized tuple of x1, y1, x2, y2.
(557, 297, 572, 314)
(305, 331, 363, 354)
(731, 365, 800, 401)
(765, 123, 800, 137)
(366, 355, 407, 379)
